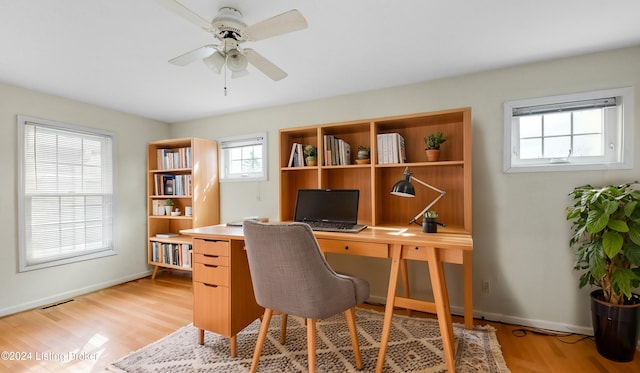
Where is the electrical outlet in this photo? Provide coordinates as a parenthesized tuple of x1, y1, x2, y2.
(481, 280, 491, 294)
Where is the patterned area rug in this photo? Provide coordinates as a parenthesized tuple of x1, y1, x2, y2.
(108, 308, 510, 372)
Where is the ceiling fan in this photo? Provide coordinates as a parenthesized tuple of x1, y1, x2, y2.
(156, 1, 308, 86)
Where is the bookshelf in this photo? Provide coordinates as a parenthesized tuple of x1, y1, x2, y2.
(279, 108, 472, 232)
(147, 138, 220, 279)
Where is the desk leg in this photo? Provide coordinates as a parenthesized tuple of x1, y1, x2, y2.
(400, 258, 410, 298)
(230, 335, 237, 358)
(426, 247, 455, 373)
(375, 244, 402, 373)
(463, 250, 474, 329)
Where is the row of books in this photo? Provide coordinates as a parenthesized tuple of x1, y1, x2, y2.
(286, 133, 405, 167)
(153, 174, 192, 196)
(151, 242, 192, 268)
(377, 133, 406, 164)
(323, 135, 351, 166)
(287, 143, 305, 167)
(156, 147, 192, 170)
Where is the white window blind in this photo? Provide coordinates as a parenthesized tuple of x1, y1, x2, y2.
(18, 116, 116, 271)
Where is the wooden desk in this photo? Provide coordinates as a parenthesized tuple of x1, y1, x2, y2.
(182, 224, 473, 373)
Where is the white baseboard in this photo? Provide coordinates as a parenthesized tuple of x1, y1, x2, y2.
(367, 294, 594, 335)
(0, 270, 152, 317)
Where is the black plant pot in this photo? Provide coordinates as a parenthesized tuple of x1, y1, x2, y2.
(590, 290, 640, 362)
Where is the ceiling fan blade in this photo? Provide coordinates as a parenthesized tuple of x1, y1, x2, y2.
(244, 48, 287, 81)
(244, 9, 308, 41)
(155, 0, 213, 32)
(169, 45, 217, 66)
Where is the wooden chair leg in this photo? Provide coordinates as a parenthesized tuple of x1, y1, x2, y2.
(306, 318, 317, 373)
(250, 308, 273, 373)
(344, 307, 363, 369)
(280, 314, 288, 344)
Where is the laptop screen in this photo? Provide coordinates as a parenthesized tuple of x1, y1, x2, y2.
(294, 189, 360, 225)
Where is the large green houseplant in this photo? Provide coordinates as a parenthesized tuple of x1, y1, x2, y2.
(566, 182, 640, 361)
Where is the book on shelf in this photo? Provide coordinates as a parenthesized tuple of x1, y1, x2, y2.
(163, 175, 175, 195)
(156, 232, 179, 238)
(287, 142, 297, 167)
(376, 133, 406, 164)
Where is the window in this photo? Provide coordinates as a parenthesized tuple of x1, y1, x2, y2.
(18, 116, 116, 271)
(218, 132, 267, 182)
(503, 87, 634, 172)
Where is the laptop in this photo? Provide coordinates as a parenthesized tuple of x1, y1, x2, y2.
(294, 189, 367, 233)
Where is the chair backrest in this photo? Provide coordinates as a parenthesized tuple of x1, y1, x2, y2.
(243, 220, 360, 320)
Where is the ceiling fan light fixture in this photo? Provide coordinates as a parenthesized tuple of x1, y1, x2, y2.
(203, 51, 225, 73)
(226, 49, 248, 72)
(231, 69, 249, 79)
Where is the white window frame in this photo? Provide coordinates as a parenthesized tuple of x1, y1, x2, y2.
(218, 132, 267, 182)
(17, 115, 117, 271)
(503, 87, 634, 173)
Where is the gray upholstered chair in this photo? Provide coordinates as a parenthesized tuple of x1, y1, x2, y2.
(243, 219, 370, 373)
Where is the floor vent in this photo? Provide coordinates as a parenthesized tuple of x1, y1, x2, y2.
(41, 299, 74, 310)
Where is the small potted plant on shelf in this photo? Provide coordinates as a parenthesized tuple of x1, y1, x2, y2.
(424, 132, 446, 162)
(164, 199, 174, 216)
(566, 182, 640, 362)
(356, 145, 370, 164)
(303, 145, 317, 166)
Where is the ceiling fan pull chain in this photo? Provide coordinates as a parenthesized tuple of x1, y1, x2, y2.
(224, 55, 228, 96)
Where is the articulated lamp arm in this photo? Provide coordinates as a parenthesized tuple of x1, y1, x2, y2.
(408, 176, 447, 225)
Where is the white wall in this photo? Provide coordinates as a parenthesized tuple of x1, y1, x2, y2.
(0, 82, 169, 316)
(169, 45, 640, 332)
(1, 46, 637, 332)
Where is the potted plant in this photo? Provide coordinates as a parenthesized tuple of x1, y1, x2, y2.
(566, 182, 640, 362)
(303, 145, 317, 166)
(422, 210, 445, 233)
(356, 145, 370, 164)
(164, 199, 174, 216)
(424, 132, 446, 162)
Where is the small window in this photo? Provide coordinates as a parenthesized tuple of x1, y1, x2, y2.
(17, 116, 117, 271)
(218, 132, 267, 182)
(503, 87, 634, 172)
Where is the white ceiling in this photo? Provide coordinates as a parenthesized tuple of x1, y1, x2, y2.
(1, 0, 640, 123)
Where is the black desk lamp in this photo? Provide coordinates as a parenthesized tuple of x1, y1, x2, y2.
(390, 167, 446, 225)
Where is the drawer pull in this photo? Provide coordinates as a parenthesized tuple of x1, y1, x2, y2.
(204, 254, 220, 258)
(344, 246, 349, 250)
(204, 264, 218, 268)
(203, 283, 218, 288)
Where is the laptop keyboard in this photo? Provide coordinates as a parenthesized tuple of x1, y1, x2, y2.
(306, 221, 354, 231)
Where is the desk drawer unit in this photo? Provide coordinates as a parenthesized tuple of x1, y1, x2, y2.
(193, 239, 231, 336)
(192, 238, 264, 345)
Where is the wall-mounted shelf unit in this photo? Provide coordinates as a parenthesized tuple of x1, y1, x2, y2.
(279, 108, 472, 232)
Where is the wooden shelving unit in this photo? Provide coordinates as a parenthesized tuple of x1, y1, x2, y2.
(279, 108, 472, 232)
(147, 138, 220, 279)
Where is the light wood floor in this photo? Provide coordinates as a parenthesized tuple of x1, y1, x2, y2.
(1, 271, 638, 372)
